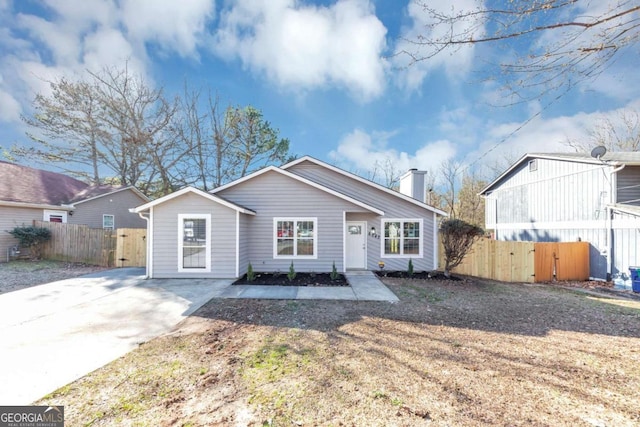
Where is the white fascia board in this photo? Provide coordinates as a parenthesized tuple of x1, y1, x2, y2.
(282, 156, 447, 216)
(0, 200, 73, 210)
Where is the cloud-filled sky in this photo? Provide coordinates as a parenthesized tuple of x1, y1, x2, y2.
(1, 0, 639, 182)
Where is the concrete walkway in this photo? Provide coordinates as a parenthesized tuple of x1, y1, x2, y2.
(0, 269, 396, 405)
(218, 271, 399, 302)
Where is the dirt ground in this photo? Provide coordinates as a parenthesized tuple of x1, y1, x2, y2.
(31, 271, 640, 426)
(0, 260, 107, 294)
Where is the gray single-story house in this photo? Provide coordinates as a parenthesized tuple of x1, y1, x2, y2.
(1, 160, 149, 260)
(133, 156, 447, 279)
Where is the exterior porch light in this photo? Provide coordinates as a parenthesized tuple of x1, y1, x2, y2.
(369, 226, 378, 237)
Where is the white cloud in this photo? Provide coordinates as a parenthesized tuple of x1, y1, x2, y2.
(330, 128, 457, 176)
(393, 0, 483, 92)
(213, 0, 388, 101)
(0, 0, 215, 125)
(0, 88, 22, 122)
(121, 0, 214, 57)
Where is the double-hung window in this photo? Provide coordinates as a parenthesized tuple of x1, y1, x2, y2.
(178, 214, 211, 272)
(274, 218, 317, 258)
(103, 214, 115, 230)
(382, 219, 422, 257)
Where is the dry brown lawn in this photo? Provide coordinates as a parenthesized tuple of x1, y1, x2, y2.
(37, 277, 640, 426)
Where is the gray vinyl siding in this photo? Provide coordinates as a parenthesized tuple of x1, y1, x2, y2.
(217, 170, 372, 273)
(69, 190, 147, 229)
(0, 206, 44, 262)
(617, 166, 640, 206)
(285, 161, 439, 271)
(151, 192, 238, 278)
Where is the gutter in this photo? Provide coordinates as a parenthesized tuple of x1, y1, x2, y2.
(605, 163, 626, 280)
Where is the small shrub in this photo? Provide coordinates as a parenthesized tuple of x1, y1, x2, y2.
(8, 225, 52, 259)
(330, 261, 339, 280)
(287, 261, 297, 282)
(247, 262, 256, 281)
(407, 258, 414, 276)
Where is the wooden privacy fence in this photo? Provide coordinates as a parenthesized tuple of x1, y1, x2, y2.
(35, 221, 146, 267)
(441, 238, 590, 283)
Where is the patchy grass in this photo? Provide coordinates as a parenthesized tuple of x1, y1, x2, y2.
(37, 277, 640, 426)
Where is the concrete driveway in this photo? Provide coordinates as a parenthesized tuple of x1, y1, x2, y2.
(0, 268, 232, 404)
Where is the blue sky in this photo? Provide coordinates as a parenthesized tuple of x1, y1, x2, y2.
(1, 0, 639, 182)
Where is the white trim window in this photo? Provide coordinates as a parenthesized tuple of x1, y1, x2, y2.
(178, 214, 211, 272)
(274, 218, 317, 259)
(103, 214, 115, 230)
(43, 210, 67, 223)
(382, 219, 423, 258)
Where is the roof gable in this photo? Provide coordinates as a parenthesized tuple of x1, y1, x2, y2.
(210, 165, 385, 215)
(70, 186, 150, 205)
(133, 186, 255, 214)
(480, 151, 640, 195)
(282, 156, 447, 216)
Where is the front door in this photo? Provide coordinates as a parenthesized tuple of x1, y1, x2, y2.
(346, 221, 367, 269)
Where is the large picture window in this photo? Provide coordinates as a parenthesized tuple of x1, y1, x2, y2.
(274, 218, 317, 258)
(178, 214, 211, 271)
(382, 219, 422, 257)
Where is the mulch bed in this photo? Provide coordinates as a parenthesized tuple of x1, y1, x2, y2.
(233, 272, 349, 287)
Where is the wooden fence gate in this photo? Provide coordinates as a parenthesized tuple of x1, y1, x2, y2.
(440, 237, 590, 283)
(36, 221, 146, 267)
(115, 228, 147, 267)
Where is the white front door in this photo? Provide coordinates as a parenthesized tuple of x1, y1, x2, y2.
(346, 221, 367, 269)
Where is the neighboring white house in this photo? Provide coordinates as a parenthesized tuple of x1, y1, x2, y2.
(480, 152, 640, 280)
(133, 156, 447, 279)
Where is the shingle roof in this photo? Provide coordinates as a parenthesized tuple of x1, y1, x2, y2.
(0, 161, 122, 206)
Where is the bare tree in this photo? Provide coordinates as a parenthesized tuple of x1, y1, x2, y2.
(176, 87, 292, 190)
(439, 160, 463, 218)
(565, 108, 640, 152)
(15, 66, 180, 195)
(17, 78, 105, 184)
(401, 1, 640, 102)
(366, 157, 405, 189)
(457, 171, 487, 228)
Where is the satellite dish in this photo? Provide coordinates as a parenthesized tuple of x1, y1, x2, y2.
(590, 146, 607, 159)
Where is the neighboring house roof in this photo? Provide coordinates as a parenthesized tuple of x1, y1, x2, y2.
(133, 186, 256, 215)
(0, 160, 149, 209)
(480, 151, 640, 195)
(69, 186, 150, 206)
(0, 160, 89, 205)
(210, 164, 385, 215)
(281, 156, 448, 216)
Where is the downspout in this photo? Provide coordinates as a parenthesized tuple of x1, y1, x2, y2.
(137, 211, 151, 279)
(606, 163, 626, 280)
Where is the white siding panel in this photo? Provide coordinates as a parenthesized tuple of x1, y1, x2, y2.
(152, 192, 237, 278)
(617, 166, 640, 205)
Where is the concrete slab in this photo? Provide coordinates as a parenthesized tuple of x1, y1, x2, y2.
(235, 285, 299, 299)
(0, 270, 227, 405)
(346, 272, 399, 302)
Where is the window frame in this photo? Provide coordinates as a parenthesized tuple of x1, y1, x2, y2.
(178, 213, 211, 272)
(103, 214, 115, 230)
(273, 217, 318, 259)
(381, 218, 423, 258)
